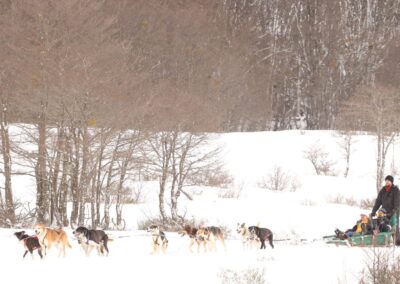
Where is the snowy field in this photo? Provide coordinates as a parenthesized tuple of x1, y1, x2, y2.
(3, 129, 400, 283)
(0, 228, 374, 284)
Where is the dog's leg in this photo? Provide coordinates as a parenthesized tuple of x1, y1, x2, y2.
(208, 239, 214, 252)
(39, 240, 47, 256)
(197, 239, 202, 253)
(207, 240, 212, 252)
(260, 240, 266, 249)
(252, 239, 259, 250)
(202, 240, 207, 253)
(103, 236, 109, 256)
(58, 244, 65, 258)
(268, 234, 274, 249)
(189, 239, 194, 253)
(83, 244, 90, 256)
(96, 245, 102, 256)
(47, 242, 52, 252)
(88, 245, 94, 256)
(38, 248, 43, 259)
(151, 243, 156, 255)
(23, 250, 28, 259)
(219, 236, 227, 252)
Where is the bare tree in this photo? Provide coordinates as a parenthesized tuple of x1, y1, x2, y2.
(337, 131, 357, 178)
(144, 130, 222, 223)
(169, 132, 221, 221)
(0, 95, 15, 224)
(339, 84, 400, 191)
(259, 166, 291, 192)
(144, 131, 176, 222)
(304, 142, 336, 176)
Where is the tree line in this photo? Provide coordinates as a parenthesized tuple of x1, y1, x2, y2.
(0, 0, 399, 227)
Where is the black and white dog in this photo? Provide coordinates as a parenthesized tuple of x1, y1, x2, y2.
(147, 225, 168, 254)
(14, 231, 43, 259)
(72, 226, 109, 256)
(248, 226, 274, 249)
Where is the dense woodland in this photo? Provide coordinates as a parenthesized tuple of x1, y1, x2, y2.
(0, 0, 399, 228)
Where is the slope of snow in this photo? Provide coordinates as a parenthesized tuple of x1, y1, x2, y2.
(2, 129, 399, 283)
(0, 228, 370, 284)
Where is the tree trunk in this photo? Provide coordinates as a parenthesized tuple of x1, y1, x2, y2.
(90, 171, 97, 229)
(36, 101, 49, 224)
(103, 133, 121, 229)
(70, 127, 80, 227)
(115, 157, 128, 228)
(59, 137, 69, 227)
(158, 133, 175, 222)
(0, 100, 15, 225)
(170, 160, 178, 221)
(95, 131, 108, 228)
(50, 124, 64, 226)
(78, 125, 90, 226)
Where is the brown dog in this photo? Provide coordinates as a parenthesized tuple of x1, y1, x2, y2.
(196, 226, 226, 252)
(179, 224, 207, 253)
(34, 224, 72, 257)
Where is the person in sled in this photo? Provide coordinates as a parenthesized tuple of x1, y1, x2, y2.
(372, 208, 391, 233)
(335, 213, 372, 240)
(371, 175, 400, 245)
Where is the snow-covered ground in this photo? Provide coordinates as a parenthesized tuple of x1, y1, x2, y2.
(0, 228, 372, 283)
(2, 129, 400, 283)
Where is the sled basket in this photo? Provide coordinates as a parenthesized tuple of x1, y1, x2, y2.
(325, 231, 393, 247)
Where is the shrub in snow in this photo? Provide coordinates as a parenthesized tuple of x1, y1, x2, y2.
(0, 200, 36, 228)
(360, 198, 375, 210)
(303, 142, 337, 176)
(137, 215, 205, 232)
(301, 198, 316, 206)
(359, 248, 400, 284)
(122, 186, 147, 204)
(218, 182, 243, 198)
(259, 166, 300, 192)
(197, 167, 234, 188)
(327, 194, 358, 207)
(219, 266, 266, 284)
(326, 195, 375, 209)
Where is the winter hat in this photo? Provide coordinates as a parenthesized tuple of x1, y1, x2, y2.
(385, 175, 394, 184)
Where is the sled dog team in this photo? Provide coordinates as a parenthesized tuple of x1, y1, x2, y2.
(13, 223, 273, 259)
(14, 224, 110, 259)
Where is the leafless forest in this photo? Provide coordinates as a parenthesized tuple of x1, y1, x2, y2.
(0, 0, 399, 228)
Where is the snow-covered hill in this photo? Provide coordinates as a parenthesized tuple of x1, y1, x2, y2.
(3, 129, 399, 283)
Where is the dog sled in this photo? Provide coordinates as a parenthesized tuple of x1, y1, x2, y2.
(324, 231, 394, 247)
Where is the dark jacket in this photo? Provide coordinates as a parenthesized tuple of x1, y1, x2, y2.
(371, 185, 400, 217)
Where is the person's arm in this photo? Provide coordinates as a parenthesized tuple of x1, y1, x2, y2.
(392, 187, 400, 215)
(371, 190, 383, 216)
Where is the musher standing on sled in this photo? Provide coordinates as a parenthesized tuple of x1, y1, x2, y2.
(371, 175, 400, 245)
